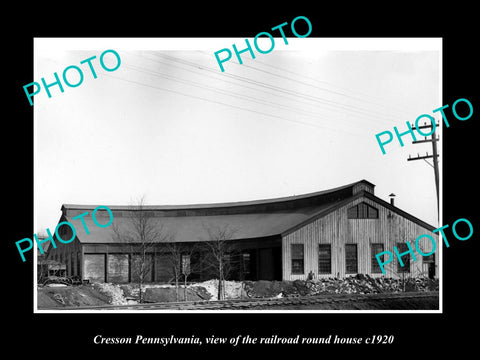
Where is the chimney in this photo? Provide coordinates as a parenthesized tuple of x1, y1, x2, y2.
(389, 193, 396, 206)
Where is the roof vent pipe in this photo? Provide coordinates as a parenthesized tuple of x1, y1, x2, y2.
(389, 193, 396, 206)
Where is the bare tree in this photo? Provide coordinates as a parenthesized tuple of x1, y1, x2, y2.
(200, 224, 238, 300)
(182, 252, 191, 301)
(181, 243, 200, 301)
(160, 241, 200, 301)
(112, 196, 172, 303)
(383, 238, 429, 292)
(160, 241, 183, 301)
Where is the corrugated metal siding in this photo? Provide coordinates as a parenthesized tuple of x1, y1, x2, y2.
(282, 196, 438, 280)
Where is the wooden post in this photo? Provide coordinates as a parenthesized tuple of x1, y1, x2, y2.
(431, 133, 440, 218)
(409, 122, 440, 221)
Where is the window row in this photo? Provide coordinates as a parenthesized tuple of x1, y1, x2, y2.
(81, 251, 253, 283)
(291, 243, 416, 275)
(347, 202, 379, 219)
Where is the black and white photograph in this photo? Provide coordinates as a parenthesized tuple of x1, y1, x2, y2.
(6, 5, 478, 357)
(33, 38, 441, 313)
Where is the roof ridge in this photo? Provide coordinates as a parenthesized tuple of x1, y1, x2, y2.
(62, 179, 372, 211)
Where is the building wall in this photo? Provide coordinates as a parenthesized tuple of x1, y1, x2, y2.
(282, 196, 438, 280)
(73, 239, 281, 283)
(80, 244, 175, 283)
(47, 226, 82, 278)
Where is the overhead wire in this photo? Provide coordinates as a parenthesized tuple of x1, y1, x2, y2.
(222, 57, 410, 115)
(126, 52, 394, 131)
(121, 58, 374, 133)
(196, 49, 420, 115)
(131, 52, 351, 119)
(102, 71, 364, 137)
(150, 52, 408, 125)
(238, 56, 418, 115)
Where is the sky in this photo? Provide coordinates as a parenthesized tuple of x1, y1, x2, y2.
(34, 38, 442, 234)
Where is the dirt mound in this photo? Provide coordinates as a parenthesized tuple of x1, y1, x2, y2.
(244, 276, 439, 298)
(143, 287, 210, 303)
(190, 286, 213, 300)
(37, 289, 64, 308)
(37, 277, 439, 308)
(37, 285, 111, 308)
(244, 280, 295, 298)
(253, 293, 439, 310)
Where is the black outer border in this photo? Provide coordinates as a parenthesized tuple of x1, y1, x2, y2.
(5, 4, 478, 356)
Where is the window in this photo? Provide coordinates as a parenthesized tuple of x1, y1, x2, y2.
(345, 244, 358, 273)
(347, 206, 358, 218)
(224, 254, 231, 268)
(318, 244, 331, 274)
(132, 254, 153, 283)
(367, 206, 379, 219)
(348, 202, 379, 219)
(84, 254, 106, 282)
(242, 253, 251, 274)
(396, 243, 411, 273)
(291, 244, 304, 275)
(423, 253, 435, 263)
(371, 244, 384, 273)
(358, 203, 367, 218)
(107, 254, 129, 283)
(181, 254, 191, 275)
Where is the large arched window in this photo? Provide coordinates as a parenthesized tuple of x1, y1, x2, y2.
(347, 202, 379, 219)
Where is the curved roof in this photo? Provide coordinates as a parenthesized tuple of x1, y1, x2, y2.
(62, 179, 374, 214)
(57, 180, 434, 244)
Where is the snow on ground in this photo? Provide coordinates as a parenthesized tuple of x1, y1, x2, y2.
(223, 280, 244, 299)
(94, 283, 133, 305)
(194, 279, 244, 300)
(134, 280, 243, 301)
(198, 280, 218, 300)
(93, 280, 244, 304)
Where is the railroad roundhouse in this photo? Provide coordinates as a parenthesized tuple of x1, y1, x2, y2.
(46, 180, 438, 283)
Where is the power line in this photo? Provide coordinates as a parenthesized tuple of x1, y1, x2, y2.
(103, 71, 363, 137)
(153, 52, 404, 121)
(229, 59, 412, 115)
(198, 50, 417, 116)
(129, 52, 397, 129)
(143, 52, 407, 126)
(250, 57, 418, 115)
(122, 61, 373, 134)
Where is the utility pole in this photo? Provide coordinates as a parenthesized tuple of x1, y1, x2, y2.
(407, 122, 440, 219)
